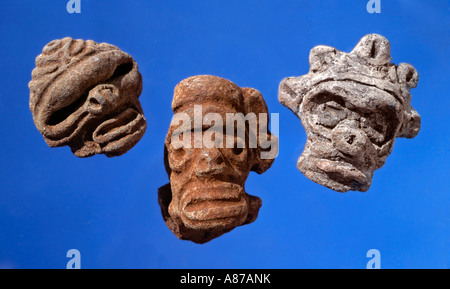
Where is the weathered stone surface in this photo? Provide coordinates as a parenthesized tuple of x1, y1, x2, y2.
(29, 37, 146, 157)
(159, 75, 277, 243)
(279, 34, 420, 192)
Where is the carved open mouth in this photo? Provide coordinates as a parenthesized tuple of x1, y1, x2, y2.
(92, 107, 146, 156)
(183, 198, 247, 221)
(315, 158, 371, 192)
(180, 182, 248, 229)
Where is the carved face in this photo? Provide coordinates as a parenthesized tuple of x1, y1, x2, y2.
(29, 37, 146, 157)
(166, 111, 260, 232)
(299, 82, 403, 191)
(159, 75, 276, 243)
(279, 34, 420, 192)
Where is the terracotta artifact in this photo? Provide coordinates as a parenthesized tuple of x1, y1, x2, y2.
(159, 75, 278, 243)
(29, 37, 146, 157)
(279, 34, 420, 192)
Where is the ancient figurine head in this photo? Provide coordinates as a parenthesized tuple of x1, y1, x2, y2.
(29, 37, 146, 157)
(279, 34, 420, 192)
(159, 75, 278, 243)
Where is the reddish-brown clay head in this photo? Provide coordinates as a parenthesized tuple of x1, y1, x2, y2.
(29, 37, 146, 157)
(279, 34, 420, 192)
(159, 75, 277, 243)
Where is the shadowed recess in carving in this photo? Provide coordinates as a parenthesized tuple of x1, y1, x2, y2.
(110, 62, 134, 79)
(47, 91, 89, 126)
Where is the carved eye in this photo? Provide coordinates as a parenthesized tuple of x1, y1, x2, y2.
(311, 100, 347, 128)
(222, 131, 247, 160)
(360, 111, 391, 146)
(167, 128, 193, 172)
(232, 143, 244, 155)
(110, 62, 134, 80)
(171, 143, 187, 159)
(47, 91, 88, 126)
(168, 145, 189, 173)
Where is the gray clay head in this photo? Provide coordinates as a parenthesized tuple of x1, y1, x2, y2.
(279, 34, 420, 192)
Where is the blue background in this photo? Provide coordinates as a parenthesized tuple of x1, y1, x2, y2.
(0, 0, 448, 269)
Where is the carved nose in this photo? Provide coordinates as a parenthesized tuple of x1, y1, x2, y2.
(195, 148, 225, 177)
(331, 123, 369, 156)
(87, 84, 119, 115)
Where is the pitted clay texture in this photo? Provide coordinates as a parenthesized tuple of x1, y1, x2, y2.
(29, 37, 146, 157)
(279, 34, 420, 192)
(159, 75, 277, 243)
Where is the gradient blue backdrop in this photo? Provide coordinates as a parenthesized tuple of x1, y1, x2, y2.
(0, 0, 448, 269)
